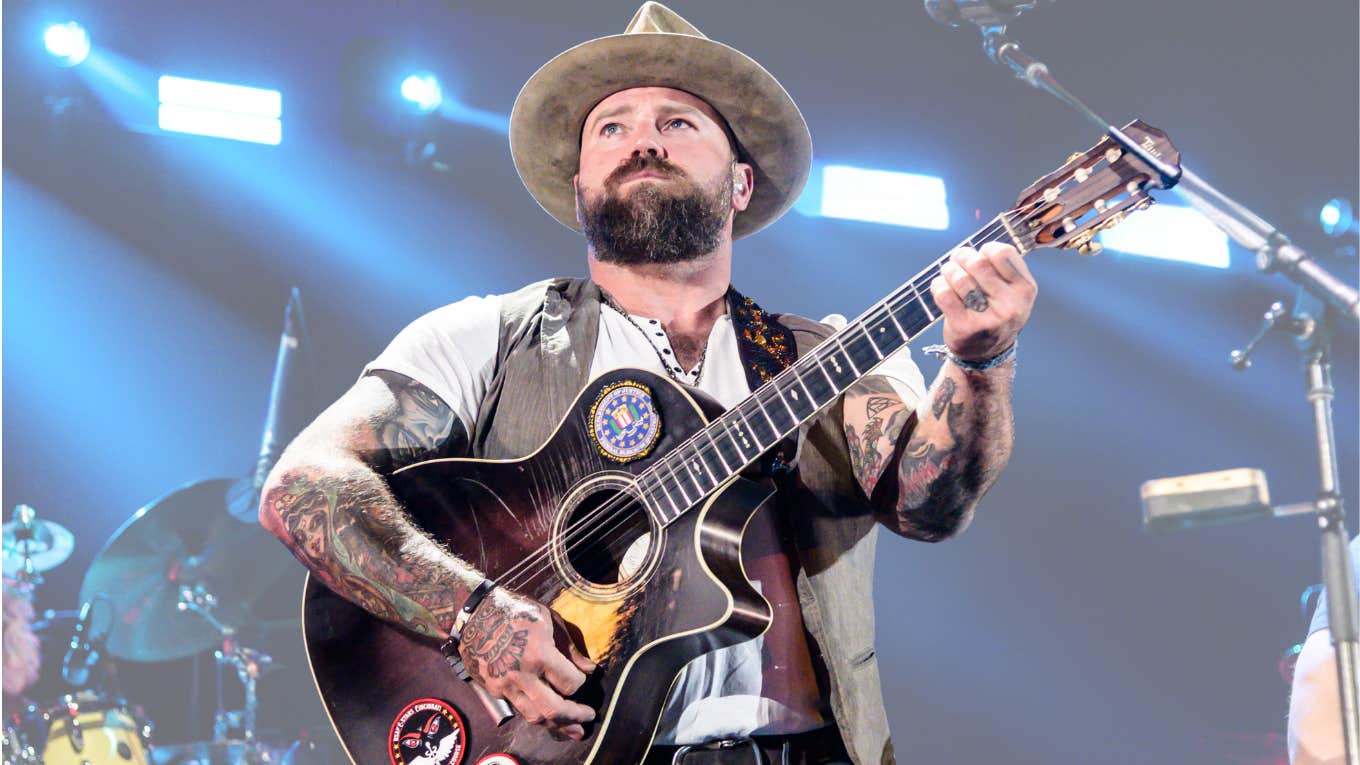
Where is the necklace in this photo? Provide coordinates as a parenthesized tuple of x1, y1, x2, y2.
(599, 291, 708, 385)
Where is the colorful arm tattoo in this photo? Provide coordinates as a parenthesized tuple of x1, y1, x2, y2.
(261, 371, 476, 638)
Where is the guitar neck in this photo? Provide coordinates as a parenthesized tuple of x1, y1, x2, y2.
(638, 213, 1028, 526)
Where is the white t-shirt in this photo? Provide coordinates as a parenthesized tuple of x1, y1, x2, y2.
(365, 290, 927, 743)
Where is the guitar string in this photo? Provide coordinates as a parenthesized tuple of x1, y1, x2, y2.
(494, 210, 1028, 595)
(491, 209, 1035, 594)
(518, 169, 1143, 585)
(493, 209, 1031, 594)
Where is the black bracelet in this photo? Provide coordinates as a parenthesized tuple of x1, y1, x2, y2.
(439, 578, 497, 681)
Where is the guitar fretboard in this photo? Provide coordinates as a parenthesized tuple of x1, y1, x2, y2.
(634, 212, 1030, 526)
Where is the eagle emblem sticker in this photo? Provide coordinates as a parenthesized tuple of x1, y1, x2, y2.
(590, 381, 661, 462)
(389, 698, 466, 765)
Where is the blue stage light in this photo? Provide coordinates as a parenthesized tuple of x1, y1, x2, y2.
(1098, 205, 1230, 269)
(816, 165, 950, 230)
(400, 72, 443, 114)
(1320, 198, 1353, 237)
(44, 21, 90, 67)
(157, 75, 282, 145)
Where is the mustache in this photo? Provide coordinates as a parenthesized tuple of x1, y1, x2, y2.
(604, 155, 685, 189)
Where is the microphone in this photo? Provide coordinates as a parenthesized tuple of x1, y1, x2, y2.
(924, 0, 1052, 30)
(62, 599, 108, 686)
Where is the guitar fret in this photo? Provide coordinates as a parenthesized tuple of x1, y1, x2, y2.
(884, 305, 908, 340)
(775, 387, 798, 422)
(859, 323, 885, 360)
(792, 367, 816, 405)
(663, 459, 694, 507)
(703, 430, 735, 474)
(685, 457, 708, 495)
(656, 484, 680, 518)
(734, 411, 767, 451)
(833, 335, 861, 376)
(721, 417, 751, 460)
(910, 281, 936, 321)
(751, 397, 781, 438)
(814, 356, 840, 394)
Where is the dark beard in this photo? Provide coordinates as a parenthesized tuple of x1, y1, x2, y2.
(578, 156, 732, 266)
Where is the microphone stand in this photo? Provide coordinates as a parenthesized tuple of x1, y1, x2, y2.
(961, 24, 1360, 761)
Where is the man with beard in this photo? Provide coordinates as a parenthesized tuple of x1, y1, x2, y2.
(261, 3, 1036, 763)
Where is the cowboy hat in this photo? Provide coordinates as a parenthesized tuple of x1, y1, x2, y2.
(509, 2, 812, 240)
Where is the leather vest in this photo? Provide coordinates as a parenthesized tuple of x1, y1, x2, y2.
(471, 278, 896, 765)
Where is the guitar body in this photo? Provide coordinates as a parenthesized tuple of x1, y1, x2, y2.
(303, 368, 777, 765)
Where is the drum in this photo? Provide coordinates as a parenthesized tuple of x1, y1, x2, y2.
(25, 692, 153, 764)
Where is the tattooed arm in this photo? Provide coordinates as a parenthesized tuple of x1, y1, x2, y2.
(842, 241, 1035, 541)
(259, 370, 594, 738)
(258, 370, 477, 636)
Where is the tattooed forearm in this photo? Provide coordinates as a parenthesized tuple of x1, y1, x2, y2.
(889, 362, 1014, 542)
(844, 376, 914, 497)
(259, 372, 477, 639)
(265, 466, 472, 637)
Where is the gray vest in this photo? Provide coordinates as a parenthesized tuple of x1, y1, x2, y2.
(471, 278, 895, 765)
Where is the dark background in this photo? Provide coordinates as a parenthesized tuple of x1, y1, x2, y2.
(4, 1, 1358, 762)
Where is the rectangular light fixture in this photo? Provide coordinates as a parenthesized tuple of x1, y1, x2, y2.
(157, 75, 281, 145)
(1098, 204, 1230, 269)
(817, 165, 949, 230)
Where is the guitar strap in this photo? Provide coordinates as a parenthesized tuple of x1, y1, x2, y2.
(726, 286, 798, 388)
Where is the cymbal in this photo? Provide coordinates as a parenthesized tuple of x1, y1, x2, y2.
(2, 507, 75, 577)
(80, 478, 300, 663)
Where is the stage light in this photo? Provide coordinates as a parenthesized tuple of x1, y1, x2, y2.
(157, 75, 282, 145)
(400, 72, 443, 114)
(1098, 204, 1230, 269)
(1320, 198, 1354, 237)
(816, 165, 949, 230)
(44, 22, 90, 67)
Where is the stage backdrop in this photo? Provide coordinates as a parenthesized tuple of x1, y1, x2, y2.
(4, 1, 1357, 762)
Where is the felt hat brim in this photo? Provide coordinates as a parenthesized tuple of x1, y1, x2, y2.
(510, 17, 811, 240)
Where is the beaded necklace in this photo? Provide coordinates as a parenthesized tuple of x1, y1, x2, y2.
(599, 290, 708, 385)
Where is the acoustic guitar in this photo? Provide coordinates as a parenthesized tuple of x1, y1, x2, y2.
(302, 121, 1180, 765)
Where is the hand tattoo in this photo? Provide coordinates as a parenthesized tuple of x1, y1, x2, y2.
(963, 288, 989, 313)
(461, 606, 538, 682)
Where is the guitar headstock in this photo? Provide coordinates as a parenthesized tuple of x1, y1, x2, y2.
(1008, 120, 1180, 256)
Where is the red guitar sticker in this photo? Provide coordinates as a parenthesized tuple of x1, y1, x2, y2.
(389, 698, 467, 765)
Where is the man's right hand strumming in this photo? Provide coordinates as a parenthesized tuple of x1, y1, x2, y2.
(459, 589, 597, 741)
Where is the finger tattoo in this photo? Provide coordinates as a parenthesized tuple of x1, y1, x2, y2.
(963, 288, 989, 313)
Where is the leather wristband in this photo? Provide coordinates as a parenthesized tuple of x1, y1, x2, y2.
(439, 578, 497, 681)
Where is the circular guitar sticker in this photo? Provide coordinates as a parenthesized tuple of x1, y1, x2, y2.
(389, 698, 466, 765)
(475, 756, 520, 765)
(590, 382, 661, 463)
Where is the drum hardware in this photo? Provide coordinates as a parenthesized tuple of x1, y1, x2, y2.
(177, 582, 275, 764)
(2, 504, 75, 593)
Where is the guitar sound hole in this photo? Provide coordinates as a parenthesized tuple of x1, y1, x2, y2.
(562, 487, 654, 587)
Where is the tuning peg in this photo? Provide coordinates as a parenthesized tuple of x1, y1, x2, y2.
(1074, 167, 1091, 183)
(1078, 241, 1104, 256)
(1104, 147, 1122, 164)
